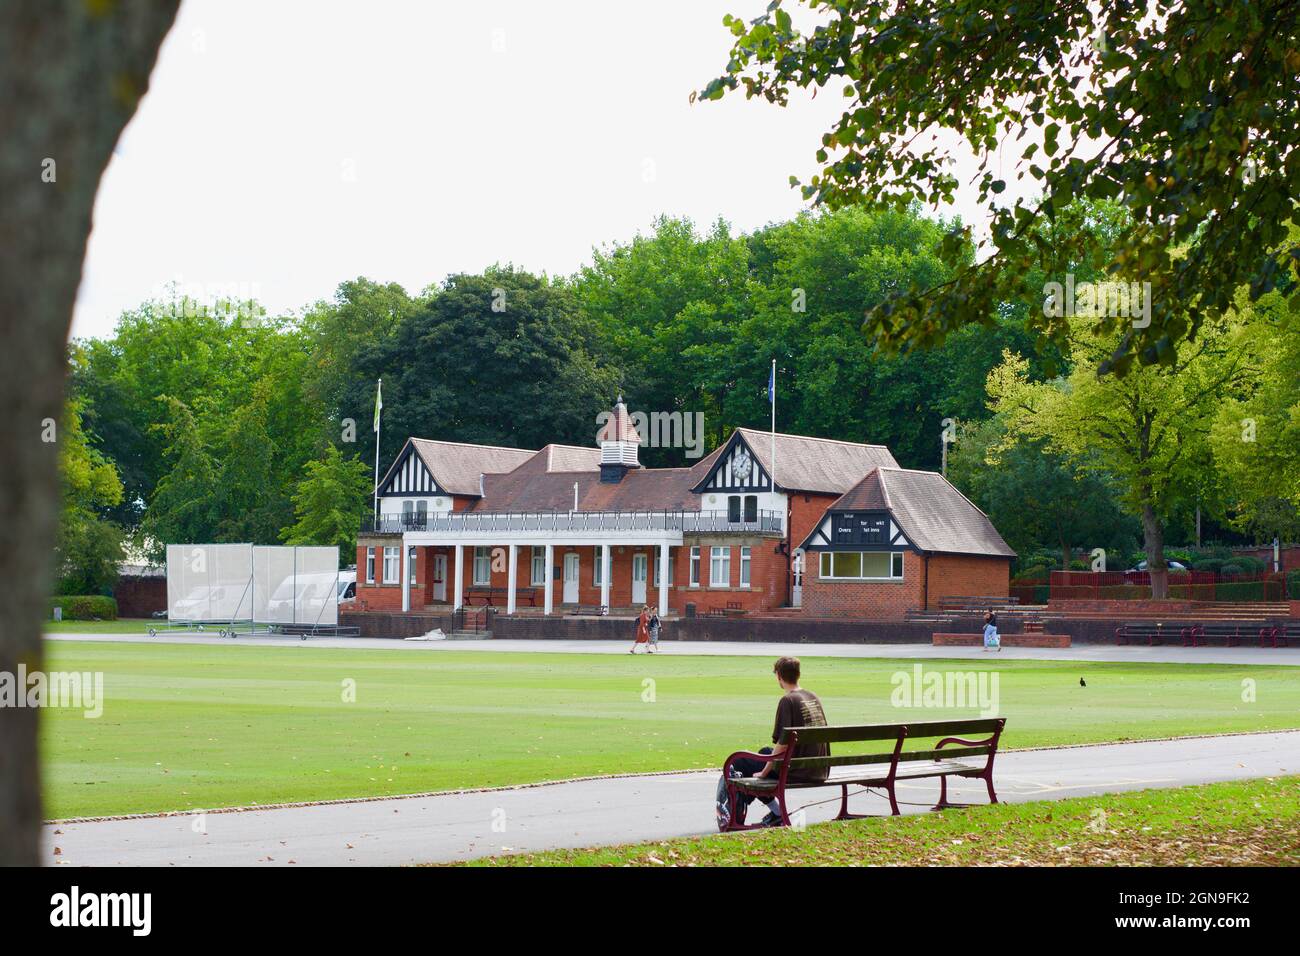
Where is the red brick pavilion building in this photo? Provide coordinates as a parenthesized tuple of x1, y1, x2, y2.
(355, 400, 1014, 619)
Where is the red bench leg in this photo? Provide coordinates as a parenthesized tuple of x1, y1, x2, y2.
(932, 775, 952, 812)
(984, 769, 999, 804)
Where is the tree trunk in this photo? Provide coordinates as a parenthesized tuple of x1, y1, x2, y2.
(1141, 503, 1169, 599)
(0, 0, 179, 866)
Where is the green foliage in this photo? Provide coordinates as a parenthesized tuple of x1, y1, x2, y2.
(346, 266, 622, 466)
(947, 416, 1137, 568)
(986, 306, 1260, 593)
(281, 446, 373, 561)
(48, 595, 118, 621)
(54, 387, 125, 595)
(699, 0, 1300, 374)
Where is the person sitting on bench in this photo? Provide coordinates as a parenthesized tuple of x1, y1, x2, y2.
(729, 656, 830, 827)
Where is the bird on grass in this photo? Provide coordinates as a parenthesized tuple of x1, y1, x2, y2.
(1079, 678, 1087, 687)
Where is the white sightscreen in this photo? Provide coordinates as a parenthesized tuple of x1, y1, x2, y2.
(166, 543, 253, 623)
(253, 546, 297, 625)
(293, 546, 339, 626)
(167, 544, 337, 626)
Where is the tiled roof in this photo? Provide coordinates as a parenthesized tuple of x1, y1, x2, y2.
(476, 467, 697, 513)
(597, 400, 641, 444)
(829, 468, 1015, 558)
(409, 439, 536, 496)
(690, 428, 898, 495)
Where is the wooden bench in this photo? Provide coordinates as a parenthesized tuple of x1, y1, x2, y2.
(464, 586, 540, 607)
(706, 602, 746, 618)
(571, 604, 607, 616)
(720, 717, 1006, 831)
(1115, 622, 1171, 645)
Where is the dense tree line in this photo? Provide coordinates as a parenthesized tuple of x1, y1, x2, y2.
(58, 205, 1299, 595)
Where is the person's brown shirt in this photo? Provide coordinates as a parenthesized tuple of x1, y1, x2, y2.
(772, 688, 830, 782)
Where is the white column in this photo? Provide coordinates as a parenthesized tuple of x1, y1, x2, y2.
(658, 545, 670, 618)
(453, 545, 464, 611)
(543, 543, 554, 616)
(401, 537, 411, 612)
(600, 543, 611, 611)
(506, 543, 518, 615)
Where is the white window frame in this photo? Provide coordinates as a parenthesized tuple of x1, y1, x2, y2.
(739, 546, 751, 588)
(473, 546, 491, 586)
(689, 546, 700, 587)
(382, 546, 400, 584)
(818, 551, 905, 581)
(408, 546, 418, 586)
(531, 546, 546, 586)
(365, 547, 375, 584)
(710, 546, 731, 588)
(593, 548, 605, 587)
(653, 546, 674, 587)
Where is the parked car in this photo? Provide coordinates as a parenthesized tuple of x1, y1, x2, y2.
(1126, 560, 1188, 572)
(338, 569, 356, 605)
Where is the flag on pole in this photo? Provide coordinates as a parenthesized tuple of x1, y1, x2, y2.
(768, 361, 776, 407)
(373, 378, 383, 433)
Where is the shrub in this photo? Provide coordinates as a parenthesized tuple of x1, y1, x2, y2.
(1235, 556, 1266, 574)
(48, 595, 117, 621)
(1288, 570, 1300, 600)
(1219, 563, 1244, 577)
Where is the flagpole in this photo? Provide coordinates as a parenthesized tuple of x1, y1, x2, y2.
(770, 359, 776, 493)
(373, 377, 382, 522)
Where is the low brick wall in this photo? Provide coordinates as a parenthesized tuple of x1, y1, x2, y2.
(933, 632, 1071, 648)
(341, 611, 460, 639)
(493, 615, 936, 644)
(114, 575, 166, 618)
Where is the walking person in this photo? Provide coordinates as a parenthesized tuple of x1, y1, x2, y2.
(983, 609, 1001, 652)
(629, 605, 651, 654)
(646, 606, 661, 652)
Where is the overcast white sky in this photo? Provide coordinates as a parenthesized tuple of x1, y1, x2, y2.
(72, 0, 1017, 341)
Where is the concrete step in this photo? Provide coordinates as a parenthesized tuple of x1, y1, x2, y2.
(446, 630, 493, 640)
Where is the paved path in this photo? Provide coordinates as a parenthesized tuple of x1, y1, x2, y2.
(44, 731, 1300, 866)
(44, 632, 1300, 666)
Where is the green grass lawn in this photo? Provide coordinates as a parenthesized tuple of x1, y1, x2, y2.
(41, 640, 1300, 819)
(465, 776, 1300, 866)
(45, 618, 162, 634)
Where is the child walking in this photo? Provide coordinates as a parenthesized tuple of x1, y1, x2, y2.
(647, 607, 661, 652)
(982, 610, 1001, 652)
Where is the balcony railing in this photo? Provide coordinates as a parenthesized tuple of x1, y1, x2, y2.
(360, 509, 785, 536)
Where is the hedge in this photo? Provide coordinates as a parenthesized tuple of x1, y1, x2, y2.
(48, 595, 118, 621)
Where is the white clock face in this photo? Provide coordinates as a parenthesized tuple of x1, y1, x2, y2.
(732, 446, 752, 478)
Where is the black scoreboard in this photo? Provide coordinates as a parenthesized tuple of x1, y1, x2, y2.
(832, 512, 889, 547)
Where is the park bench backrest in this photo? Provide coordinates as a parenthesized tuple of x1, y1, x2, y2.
(776, 718, 1005, 773)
